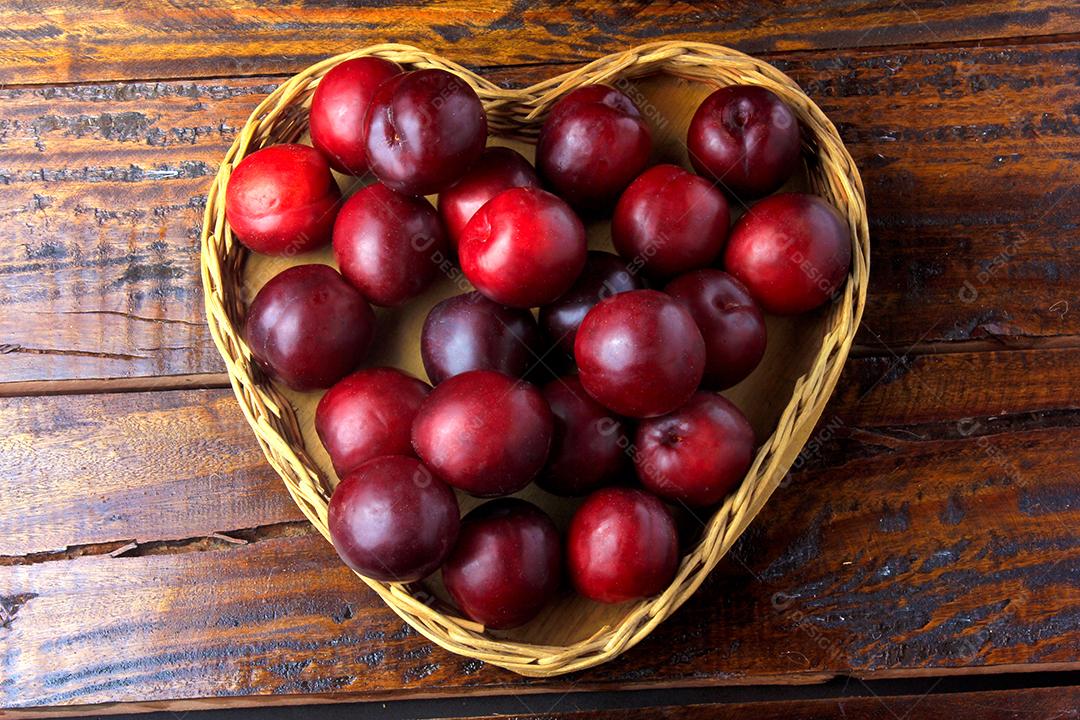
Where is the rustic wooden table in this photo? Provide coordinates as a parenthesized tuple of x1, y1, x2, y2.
(1, 2, 1078, 718)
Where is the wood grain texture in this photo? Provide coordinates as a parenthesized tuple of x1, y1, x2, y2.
(0, 389, 303, 557)
(785, 45, 1080, 353)
(0, 78, 276, 384)
(2, 2, 1079, 713)
(1, 1, 1077, 85)
(452, 687, 1080, 720)
(1, 41, 1077, 385)
(827, 346, 1080, 429)
(2, 348, 1078, 710)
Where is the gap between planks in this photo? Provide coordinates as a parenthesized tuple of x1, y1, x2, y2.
(0, 520, 315, 567)
(0, 372, 231, 398)
(5, 670, 1080, 719)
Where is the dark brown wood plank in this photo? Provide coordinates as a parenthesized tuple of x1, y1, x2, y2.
(0, 78, 276, 384)
(828, 346, 1080, 429)
(0, 388, 303, 557)
(2, 349, 1078, 710)
(2, 1, 1077, 86)
(1, 41, 1077, 385)
(778, 45, 1080, 353)
(455, 687, 1080, 720)
(6, 686, 1078, 720)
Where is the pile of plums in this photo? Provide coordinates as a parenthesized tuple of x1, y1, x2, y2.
(226, 57, 851, 629)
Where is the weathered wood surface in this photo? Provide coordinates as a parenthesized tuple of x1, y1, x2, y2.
(456, 687, 1080, 720)
(0, 389, 302, 557)
(2, 1, 1079, 715)
(1, 41, 1077, 385)
(2, 1, 1077, 86)
(0, 77, 273, 385)
(3, 347, 1078, 710)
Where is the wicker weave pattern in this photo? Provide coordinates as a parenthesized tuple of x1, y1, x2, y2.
(200, 41, 869, 677)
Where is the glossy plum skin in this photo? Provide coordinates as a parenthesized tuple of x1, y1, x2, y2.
(537, 85, 652, 210)
(411, 370, 554, 497)
(665, 269, 767, 389)
(686, 86, 799, 199)
(688, 85, 801, 199)
(635, 392, 755, 507)
(575, 290, 705, 418)
(438, 147, 540, 249)
(612, 164, 730, 280)
(328, 455, 459, 583)
(537, 376, 628, 496)
(225, 144, 341, 255)
(459, 187, 587, 308)
(332, 182, 448, 307)
(442, 499, 562, 629)
(567, 487, 679, 604)
(421, 291, 545, 385)
(539, 251, 644, 356)
(315, 368, 431, 477)
(724, 193, 851, 315)
(309, 57, 402, 175)
(244, 264, 375, 391)
(365, 69, 488, 196)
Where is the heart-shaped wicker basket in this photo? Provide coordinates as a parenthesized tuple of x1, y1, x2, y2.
(200, 41, 869, 677)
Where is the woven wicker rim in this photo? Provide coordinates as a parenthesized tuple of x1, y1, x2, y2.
(200, 41, 870, 677)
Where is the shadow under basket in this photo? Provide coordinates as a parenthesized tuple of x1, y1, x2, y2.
(200, 41, 870, 677)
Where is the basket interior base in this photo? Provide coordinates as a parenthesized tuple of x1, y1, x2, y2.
(241, 74, 826, 647)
